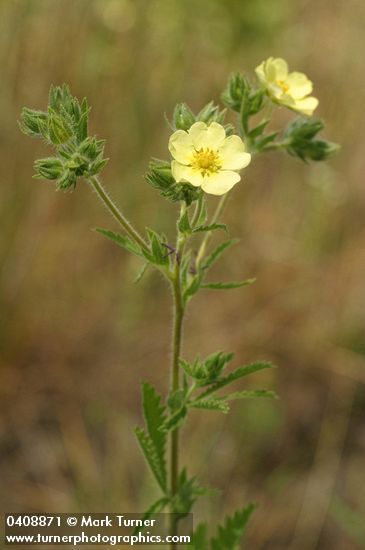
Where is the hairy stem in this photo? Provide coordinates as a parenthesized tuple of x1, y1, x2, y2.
(88, 175, 149, 253)
(196, 194, 229, 266)
(169, 203, 187, 548)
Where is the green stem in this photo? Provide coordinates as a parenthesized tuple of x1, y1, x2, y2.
(88, 175, 149, 253)
(196, 194, 229, 267)
(169, 203, 187, 548)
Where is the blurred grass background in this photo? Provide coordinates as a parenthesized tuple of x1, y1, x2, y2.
(1, 0, 365, 548)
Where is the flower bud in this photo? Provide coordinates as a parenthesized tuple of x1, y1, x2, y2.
(173, 103, 196, 131)
(47, 109, 73, 144)
(34, 157, 64, 180)
(19, 108, 48, 137)
(221, 73, 250, 112)
(57, 170, 77, 191)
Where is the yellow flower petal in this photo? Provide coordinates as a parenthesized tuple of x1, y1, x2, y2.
(292, 96, 319, 116)
(168, 130, 194, 165)
(186, 121, 207, 149)
(218, 135, 251, 170)
(205, 122, 227, 148)
(266, 57, 288, 81)
(171, 161, 203, 187)
(201, 170, 241, 196)
(255, 61, 266, 84)
(190, 121, 226, 150)
(285, 71, 313, 99)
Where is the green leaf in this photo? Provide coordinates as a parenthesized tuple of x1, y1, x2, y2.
(178, 210, 192, 234)
(134, 427, 166, 492)
(142, 383, 167, 467)
(189, 398, 230, 414)
(95, 228, 142, 257)
(255, 131, 279, 150)
(248, 119, 270, 138)
(202, 239, 239, 271)
(191, 524, 208, 550)
(180, 351, 234, 386)
(192, 223, 227, 234)
(197, 361, 275, 400)
(183, 273, 203, 302)
(172, 469, 209, 519)
(218, 389, 278, 401)
(211, 503, 256, 549)
(201, 278, 255, 290)
(134, 383, 167, 492)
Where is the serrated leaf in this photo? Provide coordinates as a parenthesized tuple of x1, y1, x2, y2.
(180, 352, 234, 386)
(197, 361, 275, 400)
(193, 223, 227, 234)
(191, 523, 208, 550)
(134, 383, 167, 492)
(95, 228, 142, 257)
(218, 389, 278, 401)
(142, 383, 167, 466)
(202, 239, 239, 271)
(201, 278, 255, 290)
(134, 427, 166, 492)
(172, 469, 209, 519)
(189, 398, 230, 414)
(211, 503, 256, 550)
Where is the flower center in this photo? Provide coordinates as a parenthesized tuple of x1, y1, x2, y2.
(276, 79, 289, 93)
(191, 148, 221, 176)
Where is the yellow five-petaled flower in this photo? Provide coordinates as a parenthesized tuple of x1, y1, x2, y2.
(169, 122, 251, 196)
(255, 57, 319, 116)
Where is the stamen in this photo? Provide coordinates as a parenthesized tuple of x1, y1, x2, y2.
(191, 148, 221, 177)
(277, 80, 289, 93)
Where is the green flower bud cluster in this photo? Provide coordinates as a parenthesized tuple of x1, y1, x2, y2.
(19, 85, 108, 190)
(283, 117, 340, 162)
(172, 101, 234, 135)
(222, 72, 264, 118)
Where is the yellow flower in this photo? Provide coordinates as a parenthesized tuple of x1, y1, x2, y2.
(255, 57, 319, 116)
(168, 122, 251, 196)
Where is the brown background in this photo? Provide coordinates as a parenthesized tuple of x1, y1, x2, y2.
(1, 1, 365, 548)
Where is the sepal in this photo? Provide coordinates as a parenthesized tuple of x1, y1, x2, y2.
(146, 159, 200, 205)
